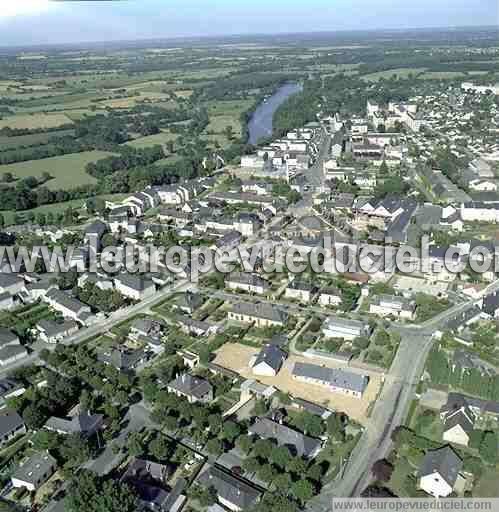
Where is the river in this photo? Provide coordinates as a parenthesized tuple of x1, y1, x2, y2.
(247, 82, 303, 145)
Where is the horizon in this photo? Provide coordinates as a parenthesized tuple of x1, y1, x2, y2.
(1, 24, 498, 51)
(0, 0, 497, 47)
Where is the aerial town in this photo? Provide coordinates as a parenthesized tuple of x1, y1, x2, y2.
(0, 12, 498, 512)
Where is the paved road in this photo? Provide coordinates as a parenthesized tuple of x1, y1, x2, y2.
(307, 287, 494, 509)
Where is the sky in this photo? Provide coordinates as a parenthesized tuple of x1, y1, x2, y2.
(0, 0, 497, 47)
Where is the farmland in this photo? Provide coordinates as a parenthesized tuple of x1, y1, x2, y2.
(0, 113, 74, 130)
(125, 129, 178, 149)
(0, 150, 115, 190)
(0, 129, 75, 151)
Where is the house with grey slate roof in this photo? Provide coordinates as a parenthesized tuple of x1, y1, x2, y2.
(322, 316, 371, 341)
(248, 417, 322, 459)
(0, 409, 26, 446)
(250, 344, 287, 377)
(228, 302, 288, 328)
(36, 319, 79, 344)
(225, 273, 270, 295)
(292, 362, 369, 398)
(44, 411, 104, 437)
(11, 452, 57, 492)
(441, 404, 475, 447)
(167, 373, 213, 404)
(197, 465, 261, 512)
(418, 446, 464, 498)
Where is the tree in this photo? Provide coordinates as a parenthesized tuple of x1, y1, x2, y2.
(206, 438, 223, 456)
(288, 456, 307, 475)
(372, 459, 394, 482)
(375, 330, 391, 346)
(127, 432, 145, 457)
(149, 434, 172, 461)
(257, 464, 276, 483)
(190, 484, 217, 507)
(273, 472, 292, 492)
(479, 431, 498, 465)
(60, 434, 91, 468)
(66, 470, 137, 512)
(236, 435, 254, 455)
(271, 445, 291, 469)
(291, 479, 314, 504)
(253, 399, 268, 416)
(253, 439, 273, 459)
(222, 421, 241, 443)
(242, 457, 260, 474)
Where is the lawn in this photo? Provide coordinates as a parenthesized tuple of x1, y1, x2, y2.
(0, 150, 116, 190)
(125, 130, 178, 149)
(388, 456, 415, 497)
(473, 468, 499, 497)
(0, 113, 74, 130)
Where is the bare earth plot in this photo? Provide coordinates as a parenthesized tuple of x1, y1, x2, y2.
(213, 343, 382, 424)
(0, 150, 115, 190)
(0, 113, 74, 130)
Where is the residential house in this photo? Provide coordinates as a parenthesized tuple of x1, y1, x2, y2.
(215, 231, 242, 251)
(0, 274, 25, 296)
(440, 393, 499, 423)
(121, 458, 183, 512)
(84, 220, 108, 251)
(43, 289, 91, 324)
(225, 273, 269, 295)
(0, 291, 15, 311)
(292, 362, 369, 399)
(248, 417, 322, 459)
(322, 316, 370, 341)
(176, 315, 218, 337)
(0, 328, 27, 367)
(97, 347, 145, 372)
(318, 288, 342, 307)
(369, 294, 416, 320)
(197, 465, 261, 512)
(250, 344, 287, 377)
(11, 453, 57, 492)
(0, 379, 26, 409)
(0, 409, 26, 446)
(167, 373, 213, 404)
(452, 350, 496, 377)
(284, 280, 315, 303)
(176, 292, 204, 315)
(114, 273, 155, 301)
(441, 404, 476, 447)
(77, 272, 114, 291)
(45, 411, 104, 437)
(228, 302, 288, 328)
(234, 213, 263, 237)
(26, 281, 58, 302)
(418, 446, 464, 498)
(36, 319, 79, 344)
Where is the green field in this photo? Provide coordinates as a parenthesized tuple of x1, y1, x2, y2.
(1, 193, 128, 224)
(418, 71, 466, 80)
(0, 129, 75, 151)
(360, 68, 427, 82)
(0, 150, 115, 190)
(0, 113, 74, 130)
(125, 129, 178, 149)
